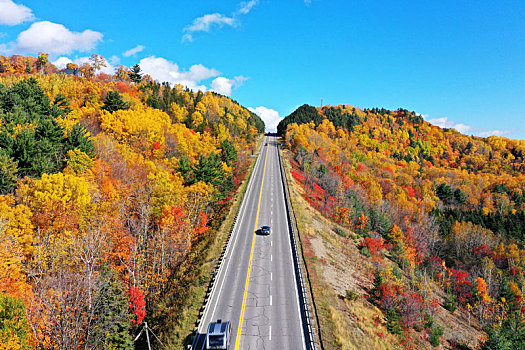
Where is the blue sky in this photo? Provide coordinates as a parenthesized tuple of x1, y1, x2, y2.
(0, 0, 524, 137)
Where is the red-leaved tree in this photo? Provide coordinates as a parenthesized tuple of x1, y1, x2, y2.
(129, 286, 146, 325)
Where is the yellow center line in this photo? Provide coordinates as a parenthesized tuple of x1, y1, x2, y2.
(234, 142, 269, 350)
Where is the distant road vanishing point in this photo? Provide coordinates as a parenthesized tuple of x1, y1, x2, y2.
(192, 135, 313, 350)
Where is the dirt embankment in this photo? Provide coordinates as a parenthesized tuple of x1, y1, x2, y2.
(283, 150, 485, 350)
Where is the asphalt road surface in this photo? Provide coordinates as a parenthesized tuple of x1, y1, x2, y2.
(193, 135, 309, 350)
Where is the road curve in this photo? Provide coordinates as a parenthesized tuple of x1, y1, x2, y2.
(193, 135, 310, 350)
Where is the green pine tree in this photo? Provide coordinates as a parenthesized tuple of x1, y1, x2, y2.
(194, 152, 224, 188)
(128, 64, 142, 84)
(483, 311, 525, 350)
(65, 124, 95, 157)
(0, 154, 18, 195)
(89, 264, 133, 350)
(178, 155, 194, 184)
(385, 309, 403, 335)
(102, 91, 129, 113)
(52, 93, 72, 117)
(220, 139, 237, 166)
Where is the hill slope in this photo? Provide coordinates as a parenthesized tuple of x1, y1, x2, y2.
(0, 56, 263, 349)
(279, 104, 525, 349)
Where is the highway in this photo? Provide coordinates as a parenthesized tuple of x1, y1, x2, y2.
(193, 135, 310, 350)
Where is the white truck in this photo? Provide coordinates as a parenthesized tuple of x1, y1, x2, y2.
(206, 320, 232, 350)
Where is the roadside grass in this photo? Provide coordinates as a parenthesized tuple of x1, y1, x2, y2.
(337, 299, 399, 350)
(281, 149, 339, 350)
(281, 148, 400, 350)
(162, 136, 264, 349)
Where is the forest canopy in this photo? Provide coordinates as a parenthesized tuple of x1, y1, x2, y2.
(0, 54, 264, 349)
(281, 103, 525, 349)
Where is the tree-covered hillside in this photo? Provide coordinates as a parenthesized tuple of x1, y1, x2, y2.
(280, 104, 525, 349)
(0, 55, 263, 349)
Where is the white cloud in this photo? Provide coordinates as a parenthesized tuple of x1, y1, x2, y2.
(108, 55, 120, 65)
(477, 130, 512, 138)
(122, 44, 145, 57)
(304, 0, 312, 4)
(427, 115, 512, 138)
(428, 116, 472, 134)
(8, 21, 103, 55)
(211, 76, 247, 96)
(182, 1, 259, 42)
(0, 0, 34, 25)
(138, 56, 247, 95)
(211, 77, 232, 95)
(75, 56, 115, 75)
(248, 106, 281, 132)
(238, 0, 258, 14)
(449, 123, 471, 134)
(187, 64, 221, 81)
(139, 56, 221, 91)
(182, 13, 235, 42)
(0, 44, 13, 55)
(182, 33, 194, 43)
(52, 55, 116, 75)
(52, 56, 73, 69)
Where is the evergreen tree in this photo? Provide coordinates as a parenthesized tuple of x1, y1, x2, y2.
(102, 91, 129, 113)
(483, 311, 525, 350)
(385, 309, 403, 335)
(89, 265, 133, 350)
(52, 93, 72, 116)
(0, 78, 52, 125)
(0, 79, 92, 179)
(436, 183, 453, 202)
(277, 104, 322, 136)
(33, 119, 66, 175)
(454, 188, 467, 204)
(193, 152, 224, 187)
(129, 64, 142, 84)
(371, 270, 383, 298)
(220, 139, 237, 166)
(178, 155, 194, 184)
(0, 154, 18, 195)
(11, 129, 37, 177)
(65, 124, 95, 157)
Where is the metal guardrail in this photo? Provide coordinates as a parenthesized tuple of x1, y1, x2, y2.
(190, 140, 321, 350)
(277, 144, 322, 350)
(189, 144, 263, 350)
(189, 217, 236, 350)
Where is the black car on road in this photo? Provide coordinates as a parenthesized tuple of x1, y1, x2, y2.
(260, 226, 271, 235)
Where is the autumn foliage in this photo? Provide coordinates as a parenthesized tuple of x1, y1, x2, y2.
(0, 55, 263, 348)
(281, 104, 525, 348)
